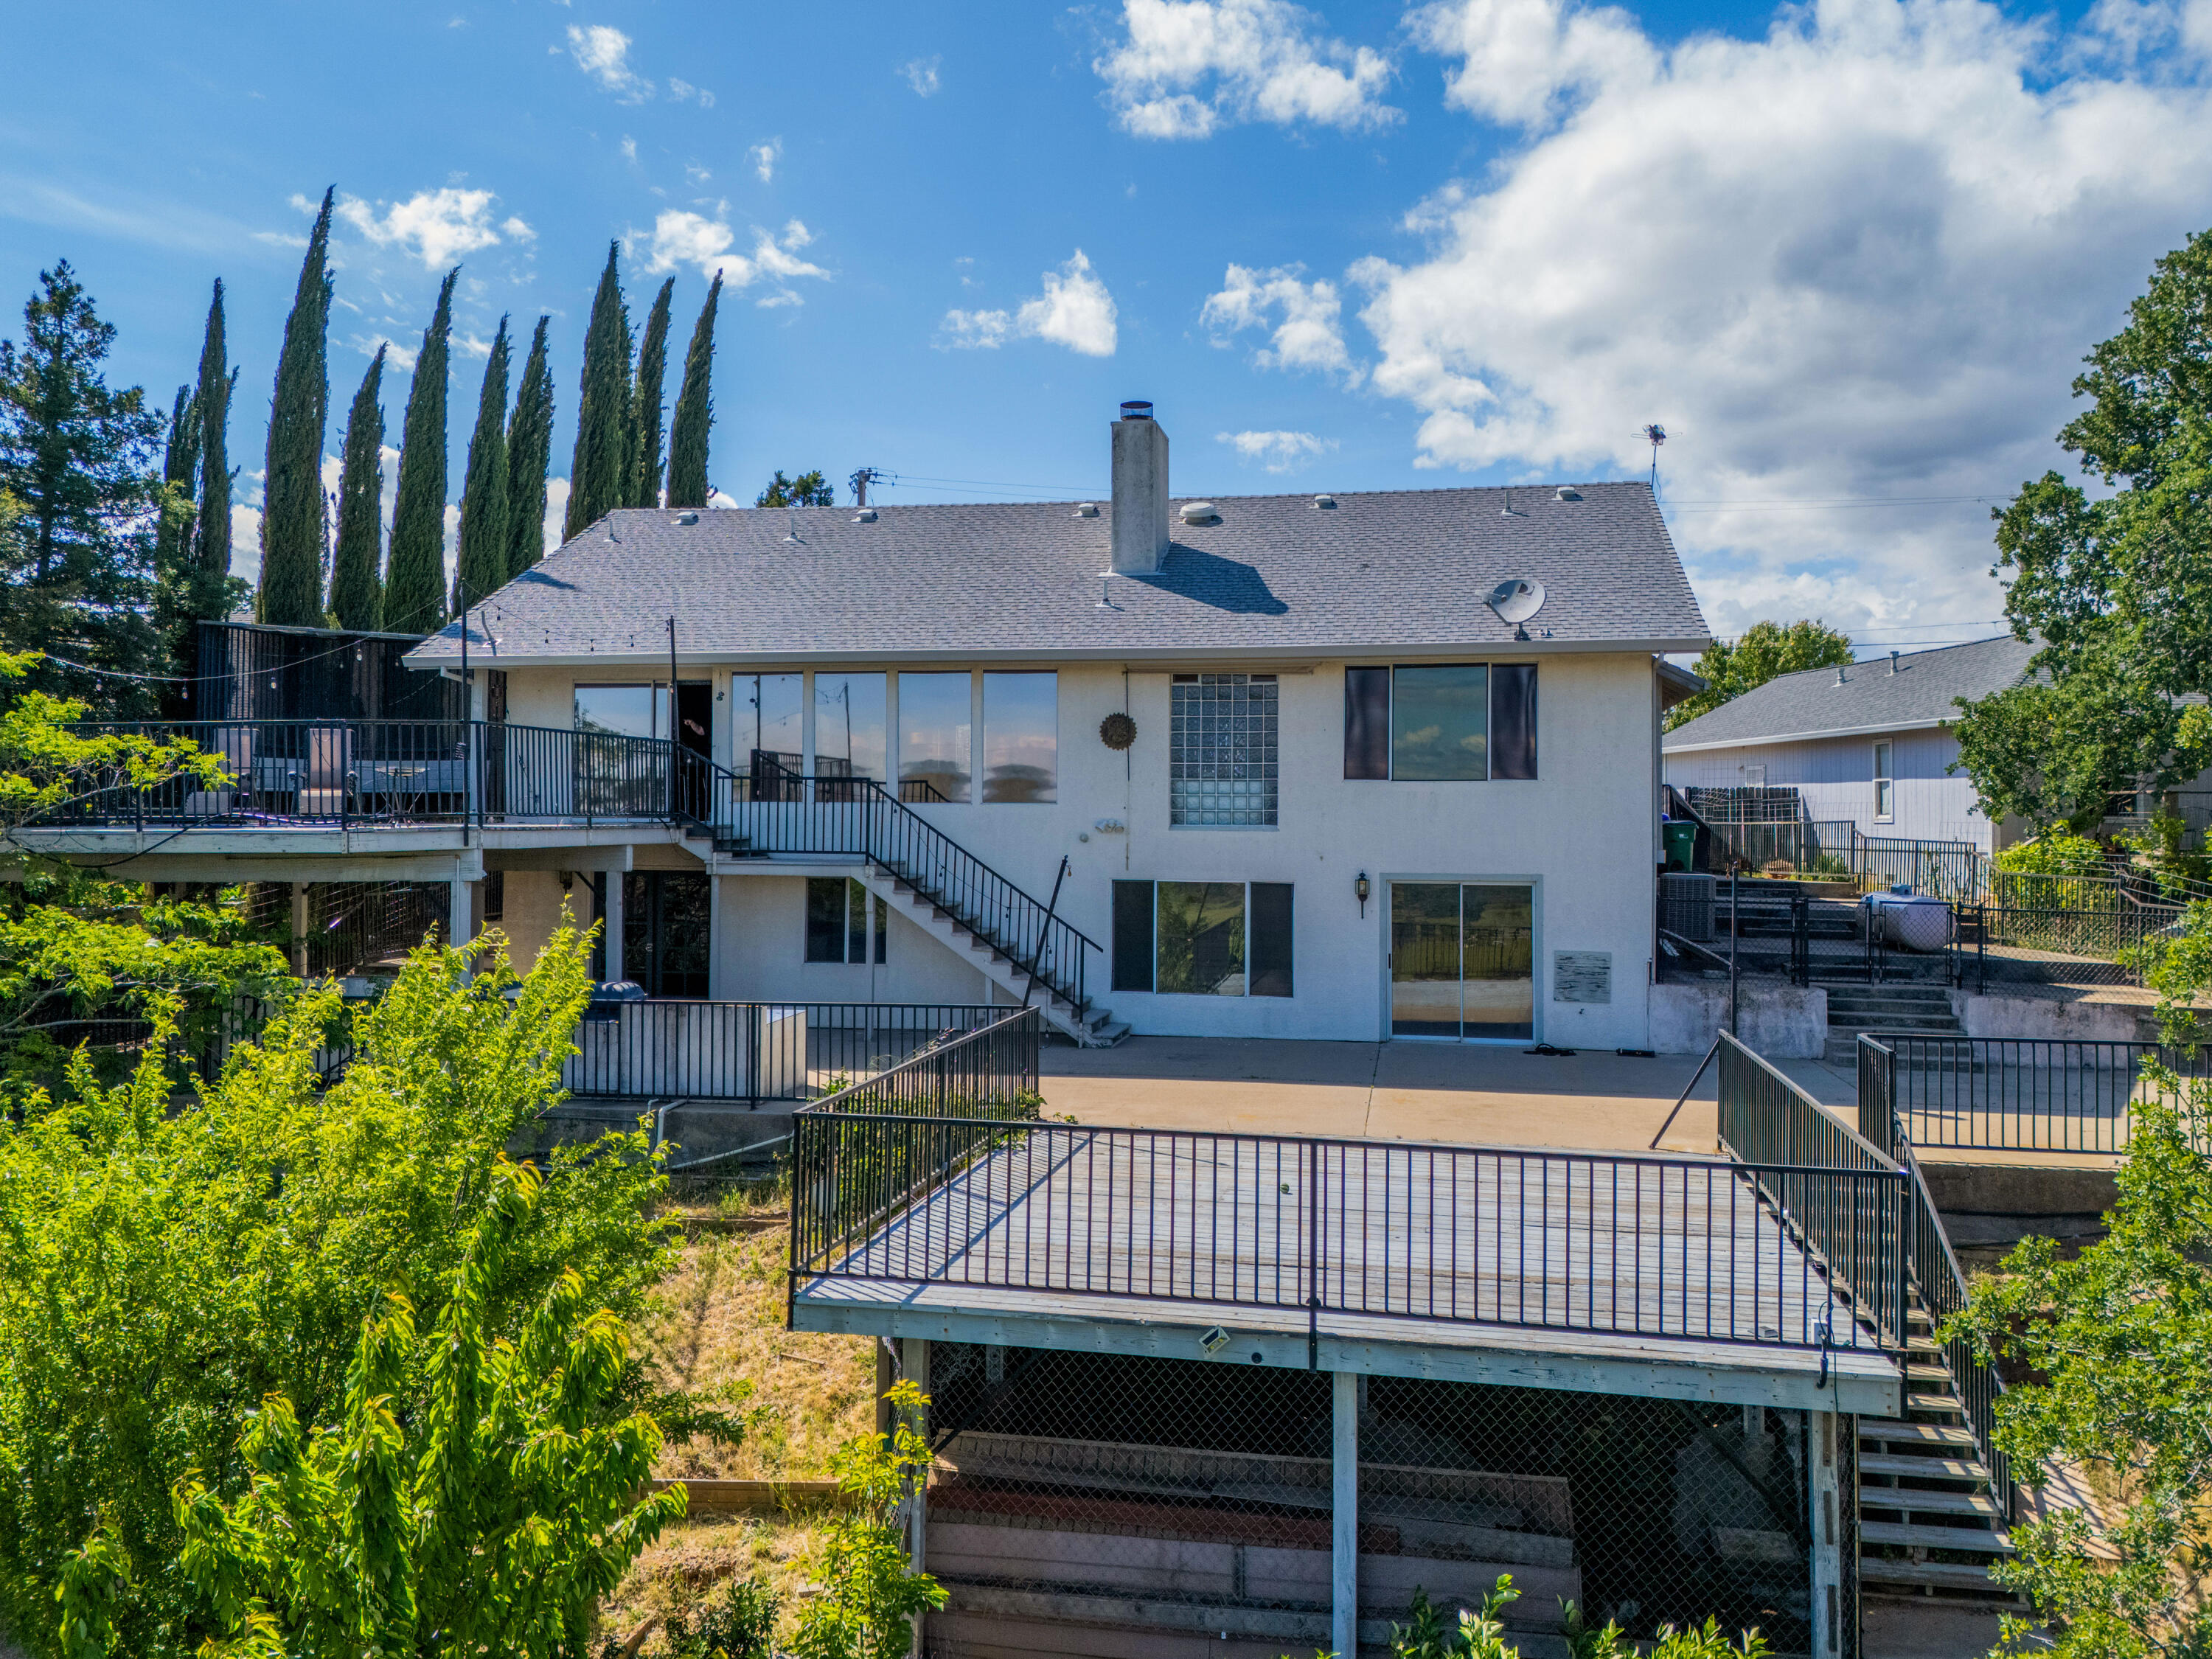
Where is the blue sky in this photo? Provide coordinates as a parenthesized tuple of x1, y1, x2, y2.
(5, 0, 2209, 650)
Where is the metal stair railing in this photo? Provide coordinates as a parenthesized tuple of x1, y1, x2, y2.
(695, 753, 1101, 1018)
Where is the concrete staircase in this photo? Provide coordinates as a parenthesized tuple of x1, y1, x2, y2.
(1820, 982, 1962, 1063)
(1857, 1305, 2023, 1604)
(855, 865, 1130, 1048)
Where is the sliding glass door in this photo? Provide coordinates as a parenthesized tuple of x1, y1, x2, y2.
(1389, 881, 1535, 1040)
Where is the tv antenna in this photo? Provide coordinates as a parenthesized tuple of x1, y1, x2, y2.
(849, 467, 894, 507)
(1642, 423, 1666, 495)
(1486, 577, 1546, 641)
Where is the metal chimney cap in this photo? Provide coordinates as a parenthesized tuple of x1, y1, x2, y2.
(1119, 400, 1155, 420)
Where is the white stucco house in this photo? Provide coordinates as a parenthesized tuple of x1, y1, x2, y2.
(28, 402, 1714, 1048)
(1661, 636, 2038, 853)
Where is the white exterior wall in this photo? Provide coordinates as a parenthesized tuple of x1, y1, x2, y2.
(1665, 727, 1996, 851)
(487, 652, 1663, 1046)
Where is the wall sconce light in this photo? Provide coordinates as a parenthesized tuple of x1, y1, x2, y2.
(1355, 872, 1371, 918)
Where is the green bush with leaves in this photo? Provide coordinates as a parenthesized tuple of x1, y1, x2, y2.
(1995, 832, 2110, 880)
(0, 922, 719, 1658)
(788, 1379, 947, 1659)
(660, 1574, 781, 1659)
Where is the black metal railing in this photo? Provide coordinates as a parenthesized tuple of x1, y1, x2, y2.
(563, 999, 1009, 1103)
(702, 755, 1099, 1017)
(1858, 1034, 2211, 1154)
(1857, 1037, 2012, 1513)
(1715, 1032, 1908, 1346)
(793, 1042, 1905, 1357)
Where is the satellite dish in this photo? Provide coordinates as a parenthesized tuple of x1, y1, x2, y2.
(1486, 577, 1546, 639)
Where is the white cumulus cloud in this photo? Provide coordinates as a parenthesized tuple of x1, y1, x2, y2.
(1200, 263, 1357, 381)
(1095, 0, 1397, 138)
(750, 138, 782, 183)
(1219, 429, 1338, 471)
(1318, 0, 2212, 640)
(667, 76, 716, 106)
(939, 250, 1119, 357)
(567, 24, 652, 100)
(335, 188, 522, 271)
(633, 213, 830, 305)
(902, 55, 943, 95)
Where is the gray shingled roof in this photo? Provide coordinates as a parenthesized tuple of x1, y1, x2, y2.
(408, 482, 1708, 667)
(1661, 635, 2037, 751)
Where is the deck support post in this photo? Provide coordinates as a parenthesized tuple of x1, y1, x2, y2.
(1808, 1408, 1843, 1658)
(290, 882, 309, 977)
(902, 1338, 930, 1659)
(447, 867, 472, 955)
(602, 872, 624, 982)
(1333, 1369, 1357, 1659)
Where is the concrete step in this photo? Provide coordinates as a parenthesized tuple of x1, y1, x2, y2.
(1857, 1453, 1991, 1485)
(1860, 1520, 2013, 1554)
(1859, 1486, 2006, 1519)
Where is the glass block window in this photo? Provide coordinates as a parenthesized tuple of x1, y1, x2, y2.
(1170, 673, 1278, 827)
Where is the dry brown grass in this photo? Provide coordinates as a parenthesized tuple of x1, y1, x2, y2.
(597, 1512, 835, 1654)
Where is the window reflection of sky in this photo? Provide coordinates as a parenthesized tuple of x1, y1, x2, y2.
(983, 671, 1056, 803)
(815, 672, 886, 780)
(900, 671, 972, 802)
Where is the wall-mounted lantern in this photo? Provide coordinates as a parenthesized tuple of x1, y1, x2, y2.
(1356, 872, 1371, 918)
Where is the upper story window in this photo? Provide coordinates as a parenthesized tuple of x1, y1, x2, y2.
(815, 672, 887, 785)
(1343, 664, 1537, 781)
(737, 673, 804, 771)
(981, 671, 1057, 803)
(1170, 674, 1278, 828)
(1873, 740, 1894, 822)
(899, 672, 973, 803)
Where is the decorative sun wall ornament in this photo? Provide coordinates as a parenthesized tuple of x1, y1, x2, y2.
(1099, 712, 1138, 751)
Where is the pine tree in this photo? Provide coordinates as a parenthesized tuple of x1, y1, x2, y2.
(383, 269, 459, 636)
(504, 316, 554, 576)
(258, 189, 333, 627)
(628, 278, 674, 509)
(326, 347, 385, 631)
(453, 317, 510, 615)
(664, 273, 721, 510)
(563, 243, 631, 539)
(0, 262, 164, 717)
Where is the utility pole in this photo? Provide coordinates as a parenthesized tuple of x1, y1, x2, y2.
(1642, 423, 1666, 497)
(849, 467, 889, 507)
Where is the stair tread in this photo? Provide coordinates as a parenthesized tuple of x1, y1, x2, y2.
(1859, 1486, 2005, 1518)
(1858, 1557, 2018, 1593)
(1904, 1363, 1952, 1383)
(1860, 1520, 2012, 1553)
(1862, 1420, 1980, 1447)
(1857, 1453, 1990, 1484)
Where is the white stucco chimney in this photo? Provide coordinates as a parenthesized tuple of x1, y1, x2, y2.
(1110, 400, 1170, 574)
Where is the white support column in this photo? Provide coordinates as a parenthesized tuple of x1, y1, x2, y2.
(707, 876, 725, 1000)
(1808, 1408, 1843, 1659)
(290, 882, 309, 978)
(1333, 1370, 1358, 1659)
(902, 1338, 931, 1659)
(602, 872, 625, 983)
(448, 866, 472, 955)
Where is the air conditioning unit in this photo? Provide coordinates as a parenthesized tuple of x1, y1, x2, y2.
(1660, 872, 1717, 943)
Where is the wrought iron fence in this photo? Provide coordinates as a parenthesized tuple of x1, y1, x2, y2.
(1857, 1034, 2211, 1155)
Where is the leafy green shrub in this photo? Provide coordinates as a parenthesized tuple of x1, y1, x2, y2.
(788, 1380, 947, 1659)
(1996, 832, 2109, 878)
(663, 1573, 781, 1659)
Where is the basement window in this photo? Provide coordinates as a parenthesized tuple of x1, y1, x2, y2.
(805, 877, 887, 964)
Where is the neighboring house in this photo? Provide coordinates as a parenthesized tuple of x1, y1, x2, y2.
(24, 402, 1711, 1048)
(1661, 635, 2039, 852)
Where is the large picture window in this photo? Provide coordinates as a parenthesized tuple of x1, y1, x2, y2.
(1343, 664, 1537, 781)
(982, 671, 1057, 802)
(738, 673, 805, 771)
(814, 672, 887, 787)
(805, 877, 887, 964)
(1170, 673, 1277, 827)
(1111, 879, 1293, 997)
(899, 672, 972, 804)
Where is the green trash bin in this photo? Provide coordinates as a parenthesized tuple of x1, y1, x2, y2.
(1662, 818, 1697, 872)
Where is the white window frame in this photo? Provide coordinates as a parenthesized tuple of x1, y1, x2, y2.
(1872, 740, 1894, 824)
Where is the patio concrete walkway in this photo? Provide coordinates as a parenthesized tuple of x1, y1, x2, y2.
(1040, 1037, 1863, 1158)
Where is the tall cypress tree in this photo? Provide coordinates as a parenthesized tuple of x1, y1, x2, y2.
(664, 273, 722, 510)
(627, 277, 674, 509)
(150, 383, 202, 702)
(382, 268, 458, 636)
(453, 317, 510, 614)
(258, 190, 333, 626)
(504, 316, 554, 576)
(563, 243, 631, 539)
(326, 347, 386, 631)
(192, 278, 232, 611)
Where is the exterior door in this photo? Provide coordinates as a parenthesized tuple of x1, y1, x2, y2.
(1389, 881, 1536, 1040)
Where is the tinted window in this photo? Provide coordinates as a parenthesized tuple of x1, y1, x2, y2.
(1344, 667, 1390, 779)
(1250, 883, 1293, 998)
(1112, 880, 1155, 993)
(1158, 880, 1246, 995)
(983, 672, 1057, 803)
(804, 877, 845, 963)
(900, 672, 972, 803)
(1391, 665, 1487, 780)
(815, 673, 887, 782)
(1490, 664, 1537, 780)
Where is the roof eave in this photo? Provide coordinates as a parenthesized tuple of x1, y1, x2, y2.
(1663, 716, 1954, 754)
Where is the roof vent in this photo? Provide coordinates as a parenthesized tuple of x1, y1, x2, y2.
(1178, 501, 1219, 525)
(1835, 666, 1847, 686)
(1889, 650, 1899, 675)
(853, 507, 877, 523)
(1555, 487, 1582, 501)
(1312, 493, 1336, 509)
(1074, 502, 1099, 518)
(674, 510, 700, 525)
(1120, 400, 1155, 421)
